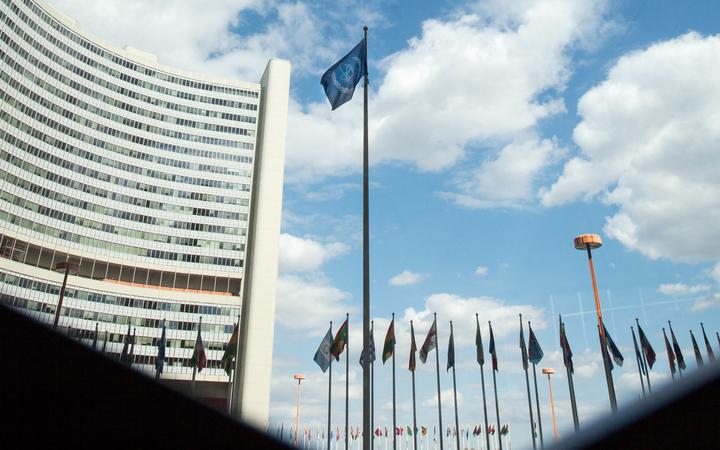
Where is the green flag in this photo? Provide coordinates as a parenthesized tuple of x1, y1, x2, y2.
(331, 318, 348, 361)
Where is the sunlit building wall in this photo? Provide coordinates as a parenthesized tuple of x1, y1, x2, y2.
(0, 0, 289, 427)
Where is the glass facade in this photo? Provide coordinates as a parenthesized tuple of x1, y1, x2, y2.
(0, 0, 265, 382)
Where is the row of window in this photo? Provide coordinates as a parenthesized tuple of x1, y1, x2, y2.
(0, 91, 252, 190)
(0, 186, 245, 251)
(0, 131, 251, 211)
(0, 269, 240, 318)
(0, 209, 244, 267)
(11, 0, 259, 101)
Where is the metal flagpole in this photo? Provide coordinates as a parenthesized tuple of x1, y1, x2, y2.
(520, 315, 536, 450)
(450, 321, 460, 450)
(346, 313, 350, 450)
(631, 326, 646, 397)
(476, 314, 490, 450)
(489, 321, 502, 450)
(328, 321, 333, 450)
(560, 318, 579, 432)
(392, 313, 397, 450)
(411, 321, 418, 450)
(372, 320, 375, 450)
(531, 363, 544, 448)
(636, 319, 652, 392)
(598, 325, 618, 410)
(362, 25, 372, 450)
(433, 314, 444, 450)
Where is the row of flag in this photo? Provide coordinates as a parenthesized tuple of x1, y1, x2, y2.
(275, 424, 511, 441)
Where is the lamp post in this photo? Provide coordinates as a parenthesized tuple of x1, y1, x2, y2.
(574, 233, 617, 412)
(52, 260, 79, 329)
(542, 368, 558, 443)
(294, 373, 305, 448)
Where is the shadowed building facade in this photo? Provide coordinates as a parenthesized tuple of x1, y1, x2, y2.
(0, 0, 289, 428)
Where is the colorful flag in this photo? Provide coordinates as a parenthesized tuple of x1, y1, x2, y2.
(331, 318, 348, 361)
(221, 323, 239, 375)
(382, 318, 395, 364)
(603, 323, 624, 367)
(407, 426, 413, 436)
(520, 319, 529, 371)
(421, 426, 427, 436)
(690, 330, 704, 367)
(528, 322, 543, 365)
(489, 322, 498, 371)
(374, 428, 382, 437)
(669, 323, 686, 370)
(321, 38, 367, 110)
(409, 321, 417, 372)
(155, 320, 167, 376)
(359, 323, 376, 368)
(704, 322, 715, 361)
(314, 325, 333, 372)
(190, 322, 207, 372)
(663, 328, 676, 375)
(447, 325, 455, 371)
(632, 326, 646, 375)
(560, 318, 574, 374)
(476, 317, 485, 366)
(419, 318, 437, 363)
(637, 323, 656, 369)
(500, 424, 509, 436)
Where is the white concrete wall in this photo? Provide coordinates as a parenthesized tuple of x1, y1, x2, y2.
(233, 58, 290, 429)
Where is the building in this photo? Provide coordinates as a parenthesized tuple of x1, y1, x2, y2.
(0, 0, 289, 428)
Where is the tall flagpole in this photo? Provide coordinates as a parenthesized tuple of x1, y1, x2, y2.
(362, 26, 372, 450)
(433, 314, 444, 450)
(520, 315, 536, 450)
(477, 314, 490, 450)
(531, 363, 544, 448)
(489, 321, 502, 450)
(411, 321, 418, 450)
(636, 319, 652, 392)
(346, 313, 350, 450)
(560, 318, 579, 432)
(392, 313, 397, 450)
(450, 322, 460, 450)
(631, 326, 646, 397)
(328, 321, 333, 450)
(372, 320, 375, 450)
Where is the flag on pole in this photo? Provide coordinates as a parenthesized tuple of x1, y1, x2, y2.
(407, 426, 413, 436)
(632, 326, 646, 375)
(669, 323, 686, 370)
(637, 323, 656, 369)
(92, 323, 99, 349)
(155, 320, 167, 376)
(409, 321, 417, 372)
(419, 318, 437, 363)
(314, 325, 333, 372)
(489, 322, 498, 371)
(127, 327, 136, 367)
(382, 318, 395, 364)
(690, 330, 704, 367)
(359, 323, 376, 368)
(190, 322, 207, 372)
(528, 323, 543, 365)
(321, 38, 367, 110)
(602, 324, 624, 368)
(476, 318, 485, 366)
(221, 323, 239, 375)
(663, 328, 676, 375)
(701, 324, 715, 361)
(560, 319, 574, 373)
(101, 329, 108, 354)
(119, 323, 131, 363)
(331, 318, 348, 361)
(500, 424, 509, 436)
(447, 325, 455, 371)
(520, 319, 529, 371)
(421, 426, 427, 436)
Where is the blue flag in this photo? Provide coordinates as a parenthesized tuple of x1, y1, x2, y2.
(528, 322, 543, 365)
(314, 326, 334, 372)
(321, 38, 367, 110)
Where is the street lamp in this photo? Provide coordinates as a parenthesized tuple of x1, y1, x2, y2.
(574, 234, 617, 412)
(294, 373, 305, 448)
(542, 368, 558, 443)
(52, 260, 79, 329)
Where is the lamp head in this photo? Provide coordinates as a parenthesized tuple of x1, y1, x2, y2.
(574, 234, 602, 251)
(542, 368, 555, 375)
(293, 374, 305, 381)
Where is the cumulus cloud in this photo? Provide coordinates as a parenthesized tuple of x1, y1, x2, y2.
(389, 270, 427, 286)
(474, 266, 489, 276)
(278, 233, 349, 273)
(274, 274, 353, 333)
(541, 33, 720, 266)
(657, 283, 710, 296)
(691, 293, 720, 312)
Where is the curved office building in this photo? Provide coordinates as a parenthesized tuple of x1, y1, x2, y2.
(0, 0, 289, 427)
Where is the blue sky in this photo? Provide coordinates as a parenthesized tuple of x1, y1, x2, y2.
(47, 0, 720, 447)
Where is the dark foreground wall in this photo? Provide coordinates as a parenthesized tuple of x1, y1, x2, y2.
(0, 304, 290, 449)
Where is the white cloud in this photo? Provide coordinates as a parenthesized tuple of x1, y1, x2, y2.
(712, 263, 720, 283)
(474, 266, 489, 276)
(274, 275, 353, 333)
(541, 33, 720, 266)
(389, 270, 427, 286)
(691, 293, 720, 312)
(278, 233, 349, 273)
(657, 283, 710, 296)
